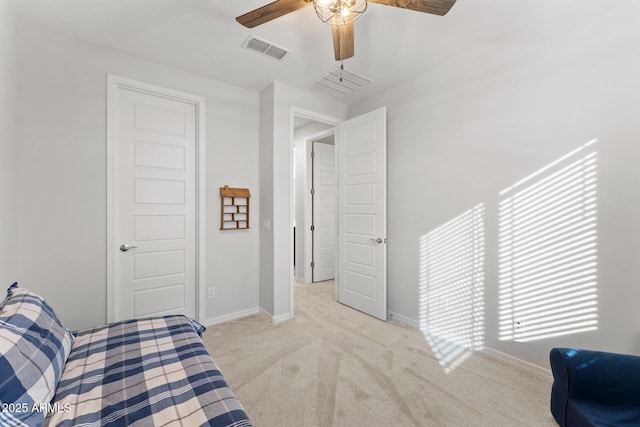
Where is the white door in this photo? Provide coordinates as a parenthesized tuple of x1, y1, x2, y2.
(111, 84, 197, 321)
(338, 107, 387, 320)
(312, 141, 336, 282)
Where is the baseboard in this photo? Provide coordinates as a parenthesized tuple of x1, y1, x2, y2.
(272, 311, 293, 324)
(201, 307, 260, 327)
(258, 308, 293, 324)
(482, 347, 552, 380)
(387, 311, 419, 329)
(385, 312, 552, 379)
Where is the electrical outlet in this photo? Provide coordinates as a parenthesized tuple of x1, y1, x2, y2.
(208, 287, 216, 299)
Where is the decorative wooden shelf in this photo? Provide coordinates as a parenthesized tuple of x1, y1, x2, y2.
(220, 185, 251, 230)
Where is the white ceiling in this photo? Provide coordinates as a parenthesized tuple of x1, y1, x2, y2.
(9, 0, 620, 103)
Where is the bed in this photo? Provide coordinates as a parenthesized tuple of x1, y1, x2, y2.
(0, 283, 252, 427)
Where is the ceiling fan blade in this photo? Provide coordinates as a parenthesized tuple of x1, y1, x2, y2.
(368, 0, 457, 16)
(332, 23, 354, 61)
(236, 0, 312, 28)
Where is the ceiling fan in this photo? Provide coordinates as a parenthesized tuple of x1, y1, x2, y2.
(236, 0, 457, 61)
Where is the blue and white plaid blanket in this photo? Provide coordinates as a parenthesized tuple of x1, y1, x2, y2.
(43, 315, 251, 427)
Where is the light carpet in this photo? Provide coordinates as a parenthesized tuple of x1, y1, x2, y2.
(202, 280, 557, 427)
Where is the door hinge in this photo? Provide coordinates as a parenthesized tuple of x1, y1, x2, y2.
(311, 151, 315, 158)
(310, 188, 315, 195)
(311, 225, 315, 231)
(311, 261, 315, 268)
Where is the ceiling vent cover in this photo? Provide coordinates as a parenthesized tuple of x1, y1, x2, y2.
(310, 67, 372, 98)
(242, 35, 290, 61)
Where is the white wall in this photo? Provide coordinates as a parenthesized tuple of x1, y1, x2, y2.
(0, 0, 18, 287)
(259, 82, 347, 320)
(350, 1, 640, 368)
(259, 85, 275, 314)
(15, 22, 260, 330)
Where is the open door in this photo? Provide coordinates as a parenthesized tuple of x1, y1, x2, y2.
(312, 141, 337, 282)
(337, 107, 387, 320)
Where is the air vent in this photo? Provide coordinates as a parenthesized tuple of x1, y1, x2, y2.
(242, 35, 290, 61)
(310, 67, 372, 98)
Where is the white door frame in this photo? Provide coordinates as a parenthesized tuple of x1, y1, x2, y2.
(106, 74, 207, 324)
(290, 107, 341, 313)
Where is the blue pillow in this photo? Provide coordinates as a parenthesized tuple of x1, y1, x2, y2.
(0, 282, 75, 426)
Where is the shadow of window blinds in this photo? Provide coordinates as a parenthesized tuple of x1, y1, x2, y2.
(498, 139, 598, 343)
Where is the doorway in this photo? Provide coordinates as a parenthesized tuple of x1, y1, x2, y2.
(289, 107, 387, 321)
(310, 137, 337, 282)
(293, 116, 335, 284)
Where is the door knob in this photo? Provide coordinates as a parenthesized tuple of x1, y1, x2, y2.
(120, 244, 138, 252)
(370, 238, 383, 244)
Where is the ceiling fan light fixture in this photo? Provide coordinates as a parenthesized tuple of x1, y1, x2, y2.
(313, 0, 367, 25)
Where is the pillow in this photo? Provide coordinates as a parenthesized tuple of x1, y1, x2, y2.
(0, 282, 74, 426)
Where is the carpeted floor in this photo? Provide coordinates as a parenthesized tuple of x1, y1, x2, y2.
(202, 280, 557, 427)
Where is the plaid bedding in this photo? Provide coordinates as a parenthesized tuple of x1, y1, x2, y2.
(43, 315, 252, 427)
(0, 283, 74, 426)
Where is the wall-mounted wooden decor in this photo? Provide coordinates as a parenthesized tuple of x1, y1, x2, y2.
(220, 185, 250, 230)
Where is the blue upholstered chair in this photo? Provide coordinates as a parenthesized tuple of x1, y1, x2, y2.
(550, 347, 640, 426)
